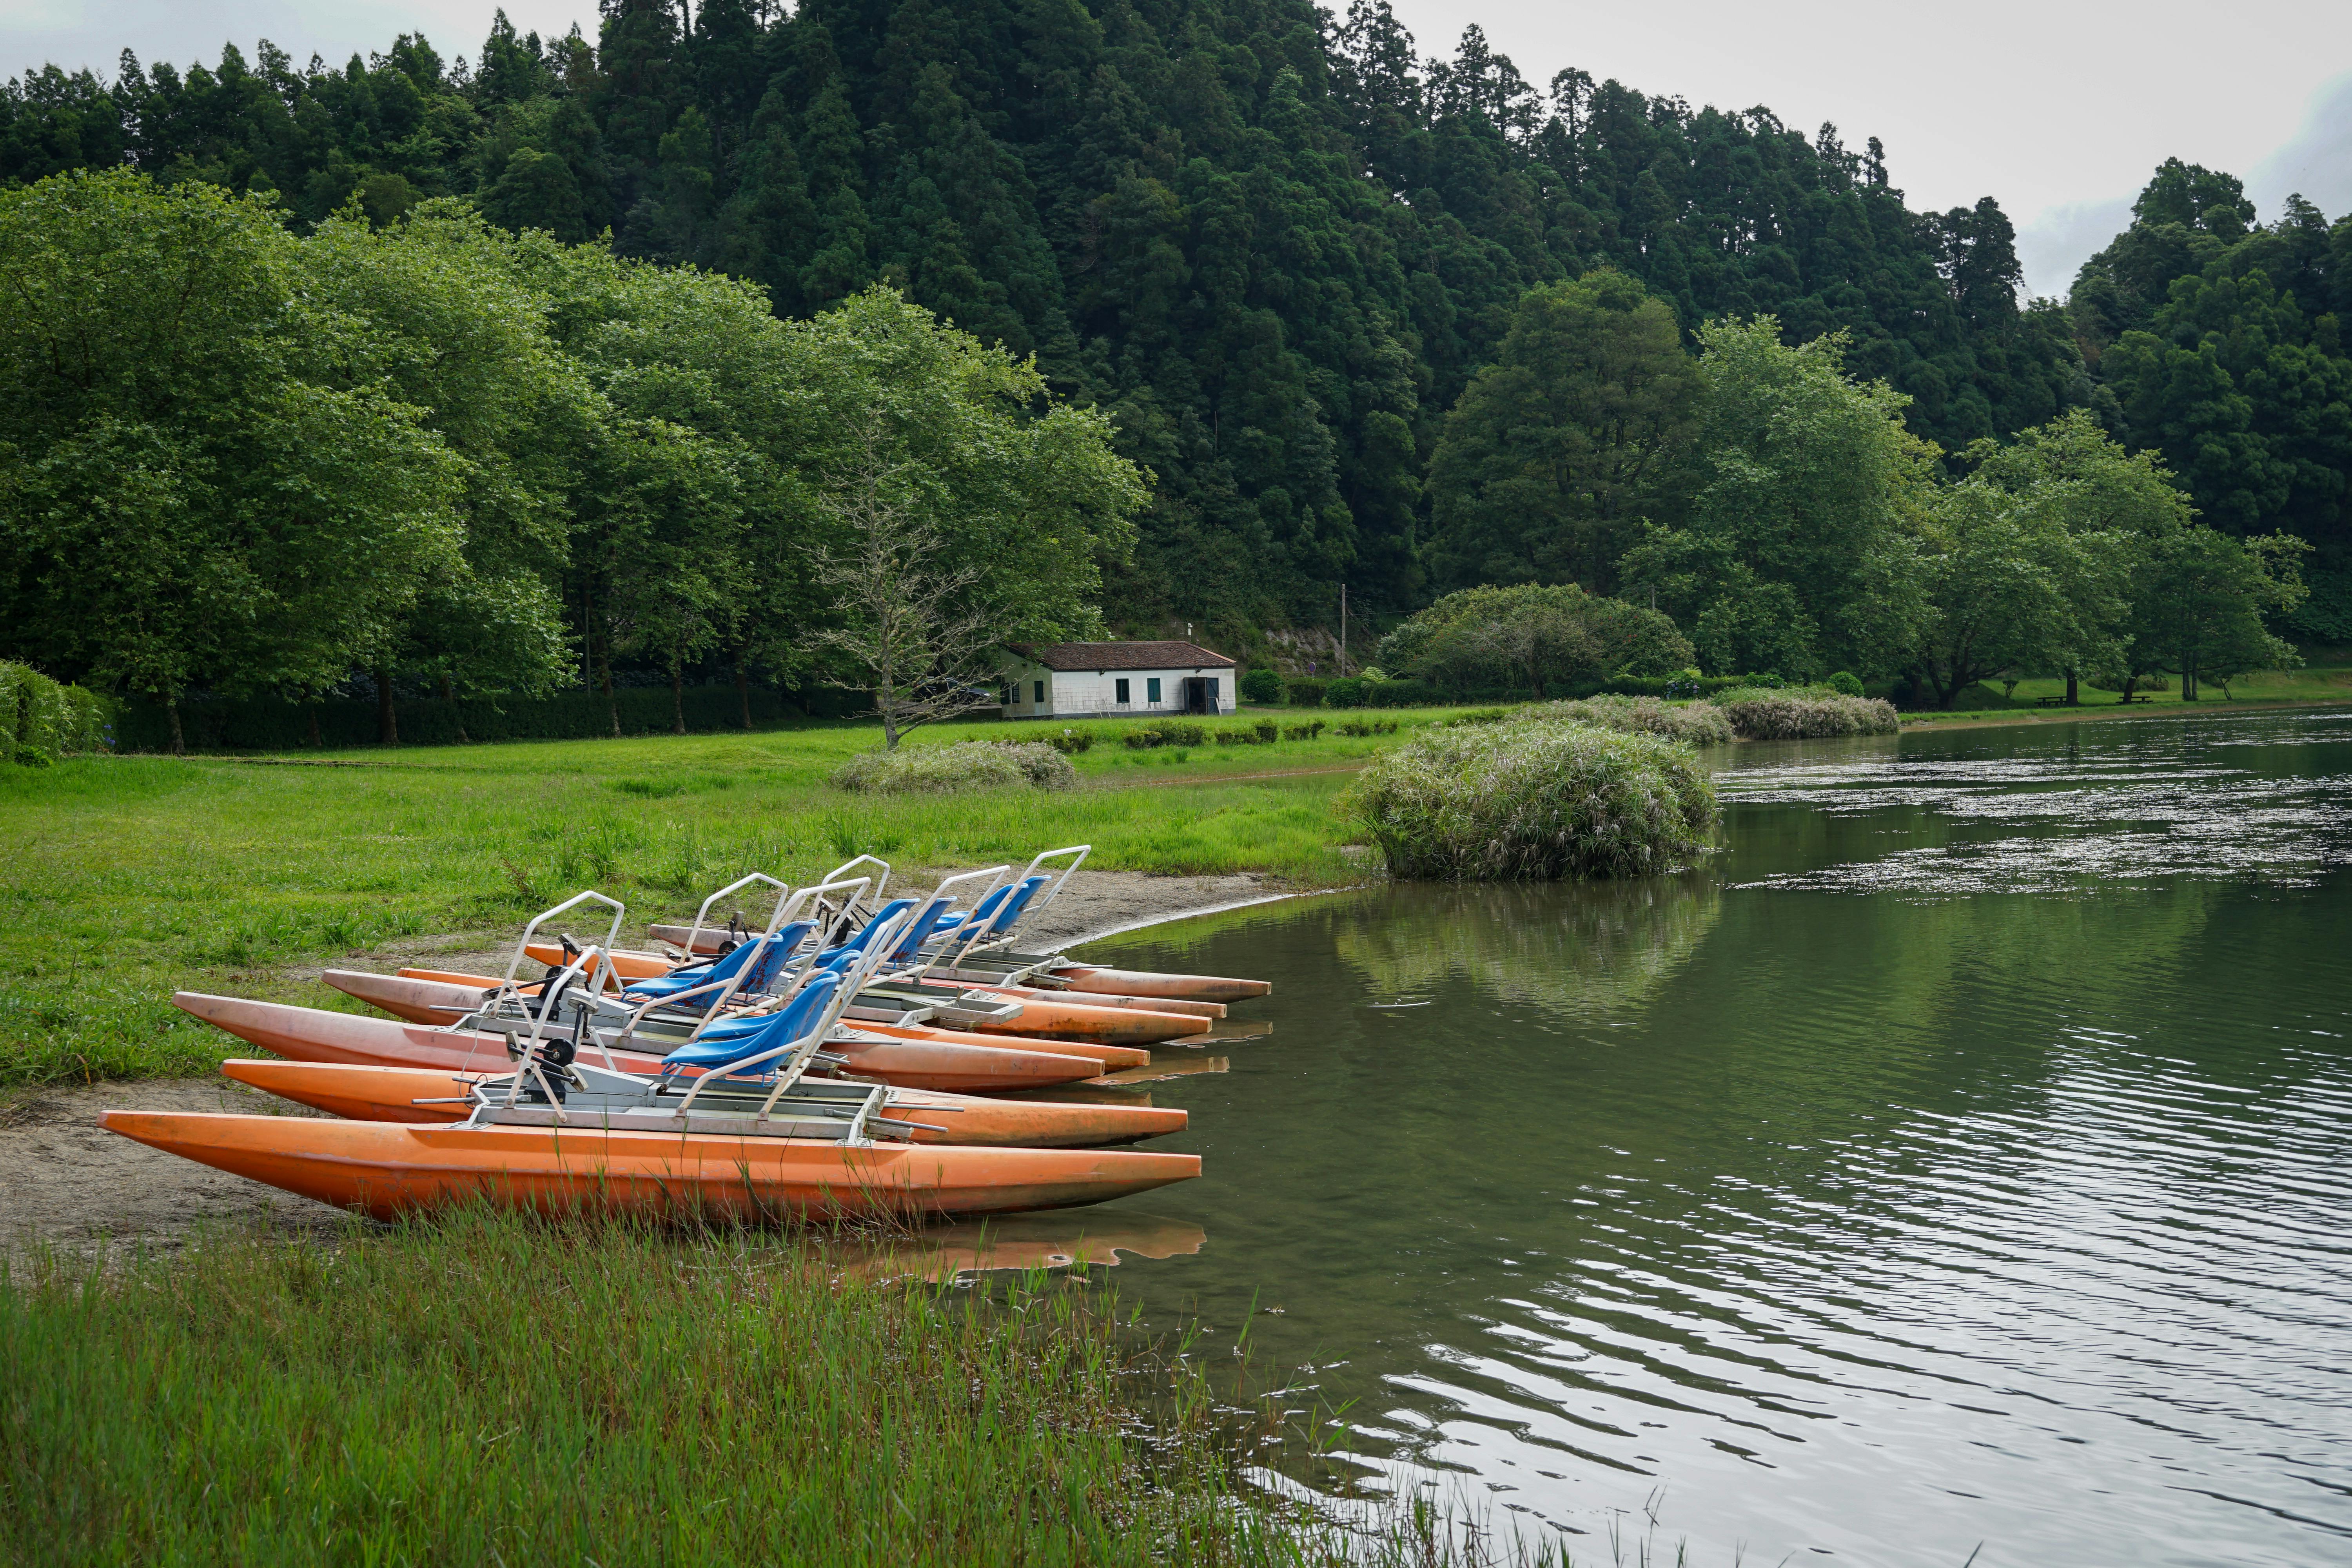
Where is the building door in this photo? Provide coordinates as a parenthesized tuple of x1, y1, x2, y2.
(1181, 677, 1210, 714)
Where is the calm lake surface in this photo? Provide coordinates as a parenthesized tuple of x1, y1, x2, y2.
(1071, 708, 2352, 1567)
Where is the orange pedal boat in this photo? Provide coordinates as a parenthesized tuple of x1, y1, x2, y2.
(100, 1111, 1200, 1221)
(177, 993, 1120, 1095)
(219, 1059, 1187, 1149)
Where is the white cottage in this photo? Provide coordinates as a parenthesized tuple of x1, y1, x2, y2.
(999, 641, 1238, 720)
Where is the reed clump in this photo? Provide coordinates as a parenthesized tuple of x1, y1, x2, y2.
(1515, 693, 1735, 747)
(1349, 720, 1717, 880)
(831, 739, 1075, 793)
(1707, 687, 1900, 739)
(0, 1207, 1486, 1566)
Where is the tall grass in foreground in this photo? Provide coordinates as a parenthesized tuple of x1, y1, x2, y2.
(1348, 722, 1717, 881)
(0, 1209, 1563, 1567)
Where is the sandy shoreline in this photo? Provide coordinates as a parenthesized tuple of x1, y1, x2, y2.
(0, 869, 1291, 1253)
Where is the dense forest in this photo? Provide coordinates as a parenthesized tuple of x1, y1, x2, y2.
(2, 0, 2103, 627)
(2, 0, 2343, 720)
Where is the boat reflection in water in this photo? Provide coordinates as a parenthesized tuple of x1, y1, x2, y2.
(835, 1210, 1207, 1283)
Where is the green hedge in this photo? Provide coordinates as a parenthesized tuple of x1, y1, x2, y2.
(0, 662, 112, 760)
(1236, 668, 1284, 704)
(113, 684, 853, 753)
(1316, 674, 1750, 708)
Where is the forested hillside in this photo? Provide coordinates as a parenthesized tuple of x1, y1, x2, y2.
(2, 0, 2087, 638)
(2069, 160, 2352, 642)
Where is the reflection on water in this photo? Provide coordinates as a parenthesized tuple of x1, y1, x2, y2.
(835, 1210, 1206, 1283)
(1335, 878, 1720, 1018)
(1078, 708, 2352, 1568)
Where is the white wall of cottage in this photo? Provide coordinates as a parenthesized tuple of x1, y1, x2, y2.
(997, 661, 1234, 719)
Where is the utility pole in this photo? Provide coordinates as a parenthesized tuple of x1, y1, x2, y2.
(1339, 583, 1349, 676)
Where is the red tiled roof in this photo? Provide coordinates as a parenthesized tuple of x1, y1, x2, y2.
(1004, 640, 1237, 671)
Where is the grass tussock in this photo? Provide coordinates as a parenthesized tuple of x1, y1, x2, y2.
(0, 1208, 1561, 1567)
(830, 739, 1076, 794)
(1706, 688, 1900, 739)
(1515, 694, 1735, 747)
(1349, 720, 1717, 881)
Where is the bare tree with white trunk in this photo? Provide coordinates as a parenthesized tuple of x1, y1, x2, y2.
(804, 430, 1002, 749)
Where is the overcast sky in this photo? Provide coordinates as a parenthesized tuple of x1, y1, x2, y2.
(8, 0, 2348, 298)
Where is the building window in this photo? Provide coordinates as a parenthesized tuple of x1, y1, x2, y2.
(1147, 677, 1161, 704)
(1115, 678, 1131, 704)
(1033, 680, 1045, 704)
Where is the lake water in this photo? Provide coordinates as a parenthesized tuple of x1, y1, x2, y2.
(1065, 708, 2352, 1567)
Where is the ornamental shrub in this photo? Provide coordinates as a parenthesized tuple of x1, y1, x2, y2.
(1350, 720, 1717, 881)
(993, 726, 1097, 754)
(1517, 694, 1735, 746)
(1281, 721, 1326, 740)
(0, 661, 111, 757)
(1825, 671, 1864, 697)
(1283, 679, 1327, 708)
(833, 740, 1075, 793)
(1238, 668, 1284, 704)
(1122, 719, 1205, 750)
(1324, 677, 1368, 708)
(1707, 688, 1899, 739)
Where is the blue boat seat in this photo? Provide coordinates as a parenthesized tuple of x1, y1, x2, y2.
(811, 897, 918, 967)
(626, 922, 813, 1007)
(883, 895, 966, 960)
(936, 875, 1048, 940)
(659, 973, 841, 1075)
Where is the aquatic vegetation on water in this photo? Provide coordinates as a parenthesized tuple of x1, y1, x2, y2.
(1349, 721, 1718, 880)
(831, 740, 1076, 793)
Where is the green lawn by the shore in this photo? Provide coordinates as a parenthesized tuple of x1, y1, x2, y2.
(0, 711, 1566, 1567)
(0, 709, 1485, 1087)
(12, 675, 2348, 1088)
(1901, 659, 2352, 724)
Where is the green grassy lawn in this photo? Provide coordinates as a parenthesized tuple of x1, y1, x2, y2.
(1900, 659, 2352, 725)
(0, 709, 1485, 1088)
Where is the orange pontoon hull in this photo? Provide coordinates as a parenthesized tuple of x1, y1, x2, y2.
(177, 993, 1112, 1094)
(100, 1111, 1200, 1221)
(1049, 965, 1272, 1004)
(217, 1059, 1187, 1149)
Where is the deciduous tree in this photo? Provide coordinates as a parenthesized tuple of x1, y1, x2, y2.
(1425, 270, 1700, 595)
(1620, 318, 1928, 680)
